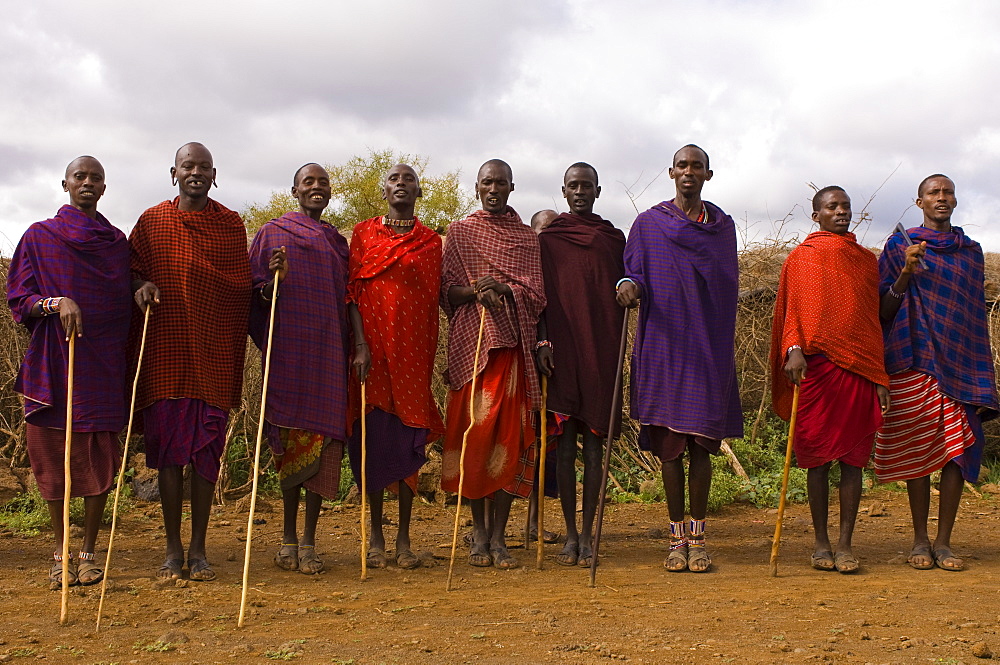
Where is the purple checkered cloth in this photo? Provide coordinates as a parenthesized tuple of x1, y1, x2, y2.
(7, 205, 131, 431)
(249, 211, 351, 441)
(879, 225, 998, 417)
(624, 200, 743, 440)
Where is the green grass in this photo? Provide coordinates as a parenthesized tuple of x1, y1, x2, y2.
(0, 481, 135, 536)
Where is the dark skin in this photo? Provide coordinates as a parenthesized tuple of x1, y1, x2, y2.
(879, 176, 969, 571)
(364, 164, 423, 565)
(155, 144, 227, 580)
(614, 146, 714, 571)
(270, 164, 369, 572)
(535, 165, 603, 565)
(35, 157, 111, 583)
(447, 161, 519, 567)
(784, 189, 890, 570)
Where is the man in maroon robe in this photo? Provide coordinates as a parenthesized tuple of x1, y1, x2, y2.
(536, 163, 625, 568)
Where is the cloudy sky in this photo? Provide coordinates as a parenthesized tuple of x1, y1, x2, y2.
(2, 0, 998, 254)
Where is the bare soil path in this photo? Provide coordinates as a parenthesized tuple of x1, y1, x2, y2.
(3, 488, 1000, 664)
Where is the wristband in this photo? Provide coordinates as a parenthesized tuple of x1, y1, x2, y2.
(887, 285, 905, 300)
(40, 297, 63, 315)
(615, 277, 635, 290)
(535, 340, 553, 352)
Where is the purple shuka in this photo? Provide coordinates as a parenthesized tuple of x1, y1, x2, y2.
(248, 211, 351, 442)
(624, 200, 743, 441)
(7, 205, 131, 431)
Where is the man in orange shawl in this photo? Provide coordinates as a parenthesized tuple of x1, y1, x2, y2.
(347, 163, 444, 570)
(441, 159, 546, 570)
(130, 143, 251, 582)
(769, 186, 889, 574)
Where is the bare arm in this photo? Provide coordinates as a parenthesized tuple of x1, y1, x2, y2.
(348, 303, 370, 382)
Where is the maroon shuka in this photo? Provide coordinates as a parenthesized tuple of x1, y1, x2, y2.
(7, 204, 131, 431)
(538, 211, 626, 435)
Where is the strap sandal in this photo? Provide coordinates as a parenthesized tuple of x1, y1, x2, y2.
(577, 545, 597, 569)
(686, 537, 711, 573)
(664, 537, 688, 572)
(907, 544, 934, 570)
(297, 545, 324, 575)
(810, 550, 836, 571)
(833, 551, 859, 574)
(366, 547, 388, 569)
(468, 543, 492, 567)
(49, 551, 77, 591)
(274, 543, 299, 571)
(395, 548, 421, 570)
(76, 551, 104, 586)
(490, 546, 520, 570)
(157, 558, 183, 579)
(555, 542, 579, 566)
(933, 547, 964, 572)
(187, 557, 217, 581)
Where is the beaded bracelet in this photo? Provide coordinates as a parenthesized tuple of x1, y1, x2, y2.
(887, 285, 905, 300)
(39, 297, 62, 315)
(615, 277, 635, 290)
(535, 340, 553, 352)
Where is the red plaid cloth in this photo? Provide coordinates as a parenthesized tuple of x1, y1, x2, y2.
(440, 207, 545, 409)
(129, 198, 251, 411)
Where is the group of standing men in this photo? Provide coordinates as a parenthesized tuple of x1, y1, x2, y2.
(9, 140, 994, 590)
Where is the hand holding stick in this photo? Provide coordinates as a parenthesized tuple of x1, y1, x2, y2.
(894, 223, 928, 271)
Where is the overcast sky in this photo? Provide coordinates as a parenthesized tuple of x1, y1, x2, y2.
(2, 0, 998, 254)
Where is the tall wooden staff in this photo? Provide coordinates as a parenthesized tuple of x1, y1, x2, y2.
(589, 308, 630, 588)
(769, 385, 801, 577)
(359, 382, 368, 581)
(59, 334, 76, 625)
(238, 275, 280, 628)
(535, 376, 548, 569)
(96, 306, 150, 631)
(446, 305, 487, 591)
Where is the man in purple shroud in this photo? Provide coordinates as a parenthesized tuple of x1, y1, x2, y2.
(7, 156, 150, 589)
(617, 144, 743, 573)
(248, 163, 369, 575)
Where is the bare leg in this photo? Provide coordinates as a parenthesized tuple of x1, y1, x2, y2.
(396, 483, 414, 553)
(157, 465, 185, 577)
(187, 470, 217, 580)
(836, 463, 862, 555)
(578, 428, 603, 564)
(807, 463, 833, 557)
(281, 486, 301, 545)
(905, 474, 933, 568)
(302, 489, 322, 547)
(490, 489, 519, 568)
(556, 420, 580, 564)
(687, 443, 711, 521)
(47, 500, 65, 555)
(81, 493, 108, 554)
(932, 461, 965, 570)
(468, 497, 491, 565)
(653, 426, 688, 572)
(368, 488, 386, 552)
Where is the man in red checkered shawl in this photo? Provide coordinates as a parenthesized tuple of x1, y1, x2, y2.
(130, 142, 251, 582)
(441, 159, 546, 570)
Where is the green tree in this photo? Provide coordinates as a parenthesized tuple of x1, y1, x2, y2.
(242, 149, 475, 236)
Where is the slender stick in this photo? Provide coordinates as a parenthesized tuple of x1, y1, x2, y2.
(96, 305, 150, 631)
(360, 382, 368, 581)
(535, 376, 548, 570)
(60, 334, 76, 625)
(446, 306, 487, 591)
(238, 278, 280, 628)
(590, 308, 630, 588)
(769, 385, 801, 577)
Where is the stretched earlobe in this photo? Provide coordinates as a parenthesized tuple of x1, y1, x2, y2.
(171, 177, 177, 186)
(213, 179, 218, 188)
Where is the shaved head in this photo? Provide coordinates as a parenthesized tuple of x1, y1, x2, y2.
(673, 144, 709, 170)
(918, 173, 952, 197)
(385, 163, 419, 185)
(293, 162, 324, 186)
(65, 155, 103, 179)
(478, 158, 512, 181)
(175, 141, 213, 166)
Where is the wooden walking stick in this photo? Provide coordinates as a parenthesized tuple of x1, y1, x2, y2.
(238, 275, 280, 628)
(60, 334, 76, 625)
(446, 305, 487, 591)
(360, 382, 368, 581)
(769, 385, 801, 577)
(590, 308, 630, 588)
(536, 375, 548, 570)
(96, 305, 150, 631)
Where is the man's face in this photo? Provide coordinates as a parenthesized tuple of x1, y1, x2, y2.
(62, 157, 106, 209)
(475, 163, 513, 214)
(292, 164, 332, 214)
(382, 164, 421, 208)
(562, 167, 600, 215)
(917, 177, 957, 224)
(668, 146, 712, 197)
(171, 144, 215, 199)
(812, 190, 852, 235)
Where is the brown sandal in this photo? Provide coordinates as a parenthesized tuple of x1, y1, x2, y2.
(49, 552, 77, 590)
(76, 551, 104, 586)
(274, 543, 299, 571)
